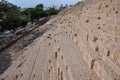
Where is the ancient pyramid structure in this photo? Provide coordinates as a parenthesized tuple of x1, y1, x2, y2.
(0, 0, 120, 80)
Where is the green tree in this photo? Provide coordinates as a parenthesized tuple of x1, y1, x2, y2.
(0, 2, 59, 31)
(35, 4, 44, 10)
(46, 7, 59, 15)
(0, 2, 28, 31)
(22, 4, 45, 21)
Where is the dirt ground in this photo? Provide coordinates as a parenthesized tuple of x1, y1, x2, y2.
(0, 18, 50, 74)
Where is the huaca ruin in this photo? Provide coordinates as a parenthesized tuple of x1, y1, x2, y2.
(0, 0, 120, 80)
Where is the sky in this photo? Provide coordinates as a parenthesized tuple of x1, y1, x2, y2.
(7, 0, 81, 8)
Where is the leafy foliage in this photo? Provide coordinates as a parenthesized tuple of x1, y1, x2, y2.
(22, 4, 59, 21)
(0, 2, 59, 31)
(0, 2, 28, 31)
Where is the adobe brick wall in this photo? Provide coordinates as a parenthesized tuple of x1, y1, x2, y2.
(60, 0, 120, 79)
(0, 0, 120, 80)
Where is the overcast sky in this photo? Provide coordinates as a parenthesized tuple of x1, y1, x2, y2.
(7, 0, 81, 8)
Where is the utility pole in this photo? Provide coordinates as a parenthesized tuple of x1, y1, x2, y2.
(29, 12, 31, 22)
